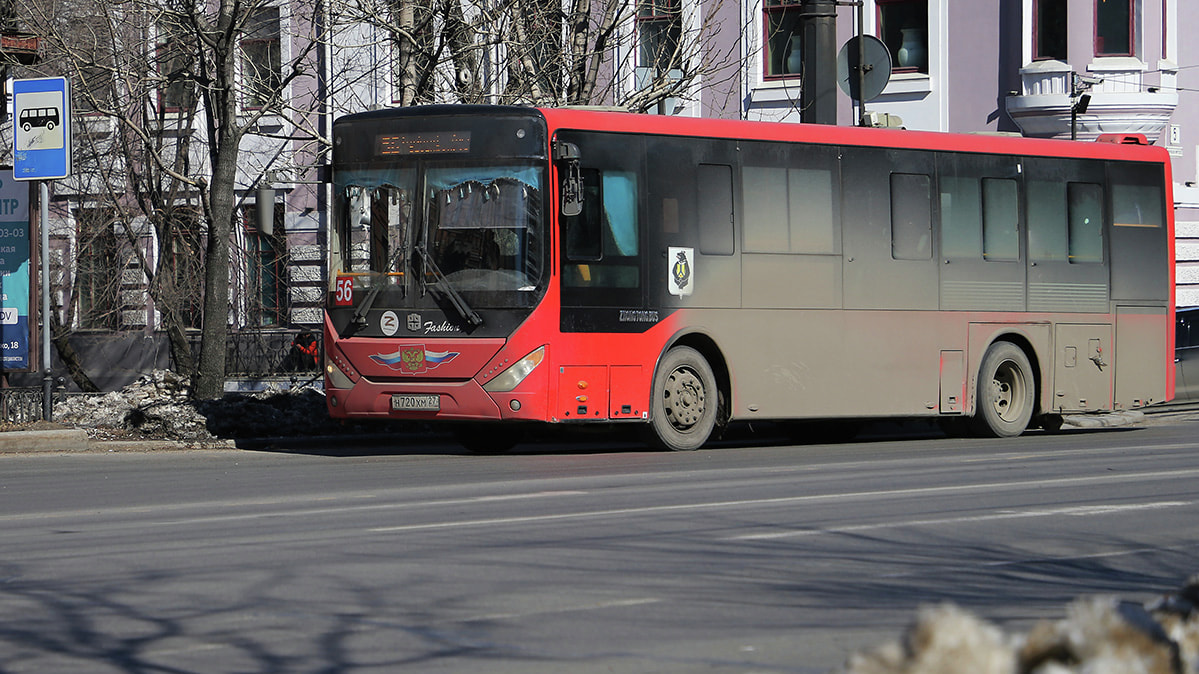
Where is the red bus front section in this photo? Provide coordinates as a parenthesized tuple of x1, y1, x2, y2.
(323, 281, 684, 426)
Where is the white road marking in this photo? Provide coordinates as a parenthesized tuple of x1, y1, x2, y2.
(729, 500, 1192, 540)
(369, 469, 1199, 534)
(450, 597, 662, 624)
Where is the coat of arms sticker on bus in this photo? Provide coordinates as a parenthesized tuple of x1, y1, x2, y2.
(369, 346, 459, 374)
(668, 247, 694, 296)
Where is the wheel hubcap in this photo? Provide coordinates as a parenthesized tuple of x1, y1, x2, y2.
(664, 366, 705, 431)
(990, 360, 1024, 422)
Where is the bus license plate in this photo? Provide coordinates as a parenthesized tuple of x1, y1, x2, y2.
(391, 394, 440, 411)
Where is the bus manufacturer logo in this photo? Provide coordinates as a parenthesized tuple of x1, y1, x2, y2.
(370, 345, 460, 374)
(668, 247, 694, 296)
(407, 313, 422, 331)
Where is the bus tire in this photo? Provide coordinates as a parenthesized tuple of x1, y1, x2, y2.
(971, 342, 1035, 438)
(646, 346, 719, 451)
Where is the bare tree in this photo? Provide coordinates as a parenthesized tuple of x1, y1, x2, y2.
(24, 0, 322, 398)
(331, 0, 740, 114)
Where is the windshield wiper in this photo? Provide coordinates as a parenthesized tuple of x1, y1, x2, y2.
(345, 245, 412, 336)
(415, 244, 484, 328)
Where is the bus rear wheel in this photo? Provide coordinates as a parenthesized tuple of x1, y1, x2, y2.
(646, 346, 719, 451)
(971, 342, 1035, 438)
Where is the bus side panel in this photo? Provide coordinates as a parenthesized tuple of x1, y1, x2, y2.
(704, 308, 950, 419)
(705, 310, 1062, 422)
(1051, 323, 1113, 412)
(1114, 306, 1170, 408)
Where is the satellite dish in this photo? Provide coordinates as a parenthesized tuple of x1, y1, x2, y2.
(836, 35, 892, 103)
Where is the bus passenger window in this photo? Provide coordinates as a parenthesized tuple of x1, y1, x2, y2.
(1027, 180, 1068, 262)
(982, 178, 1019, 261)
(562, 169, 640, 288)
(743, 166, 788, 251)
(1068, 183, 1103, 263)
(789, 168, 836, 253)
(890, 173, 932, 260)
(1112, 182, 1163, 229)
(940, 176, 982, 259)
(603, 172, 639, 256)
(698, 164, 734, 255)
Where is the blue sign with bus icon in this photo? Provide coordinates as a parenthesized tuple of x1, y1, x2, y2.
(13, 77, 71, 181)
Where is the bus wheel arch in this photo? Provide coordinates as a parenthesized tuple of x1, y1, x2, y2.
(644, 336, 729, 451)
(971, 338, 1039, 438)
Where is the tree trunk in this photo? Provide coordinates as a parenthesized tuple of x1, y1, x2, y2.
(49, 310, 100, 393)
(192, 4, 240, 400)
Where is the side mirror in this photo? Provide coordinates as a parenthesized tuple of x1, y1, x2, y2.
(554, 142, 583, 218)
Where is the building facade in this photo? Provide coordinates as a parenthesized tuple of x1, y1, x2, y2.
(3, 0, 1196, 388)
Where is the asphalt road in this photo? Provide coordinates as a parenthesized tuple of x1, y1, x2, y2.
(1, 418, 1197, 673)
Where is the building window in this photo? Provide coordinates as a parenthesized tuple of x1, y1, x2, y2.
(763, 0, 802, 79)
(156, 25, 196, 113)
(75, 208, 121, 330)
(241, 7, 282, 110)
(638, 0, 682, 75)
(249, 233, 285, 327)
(1035, 0, 1067, 60)
(241, 205, 287, 327)
(1095, 0, 1133, 56)
(877, 0, 928, 74)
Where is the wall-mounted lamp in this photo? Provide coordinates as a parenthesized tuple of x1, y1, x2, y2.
(1070, 72, 1099, 141)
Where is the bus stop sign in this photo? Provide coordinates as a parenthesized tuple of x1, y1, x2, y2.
(13, 77, 72, 181)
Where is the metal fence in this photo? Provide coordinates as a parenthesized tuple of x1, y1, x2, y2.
(0, 329, 323, 424)
(0, 388, 77, 425)
(190, 329, 322, 378)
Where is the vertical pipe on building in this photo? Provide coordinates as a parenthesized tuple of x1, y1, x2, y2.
(799, 0, 837, 125)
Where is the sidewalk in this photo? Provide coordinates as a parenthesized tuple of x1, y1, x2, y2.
(0, 427, 211, 453)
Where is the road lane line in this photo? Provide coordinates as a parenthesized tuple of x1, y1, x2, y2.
(875, 542, 1199, 579)
(368, 469, 1199, 534)
(729, 501, 1193, 540)
(449, 597, 662, 624)
(0, 490, 588, 525)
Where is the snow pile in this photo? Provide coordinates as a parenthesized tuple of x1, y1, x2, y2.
(843, 576, 1199, 674)
(53, 370, 343, 442)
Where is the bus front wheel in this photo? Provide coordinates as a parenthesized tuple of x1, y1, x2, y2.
(971, 342, 1035, 438)
(646, 346, 719, 451)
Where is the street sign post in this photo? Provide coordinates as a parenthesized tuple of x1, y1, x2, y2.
(12, 77, 71, 420)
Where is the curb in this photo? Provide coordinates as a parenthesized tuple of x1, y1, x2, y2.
(0, 429, 91, 453)
(1059, 410, 1147, 429)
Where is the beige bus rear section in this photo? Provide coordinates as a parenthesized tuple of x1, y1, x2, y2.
(674, 308, 1165, 423)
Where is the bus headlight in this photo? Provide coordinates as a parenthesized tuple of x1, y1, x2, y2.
(326, 360, 356, 389)
(483, 346, 545, 393)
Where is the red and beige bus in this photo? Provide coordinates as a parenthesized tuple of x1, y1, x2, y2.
(324, 105, 1174, 452)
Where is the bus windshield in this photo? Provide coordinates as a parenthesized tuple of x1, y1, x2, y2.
(425, 165, 542, 292)
(336, 162, 545, 306)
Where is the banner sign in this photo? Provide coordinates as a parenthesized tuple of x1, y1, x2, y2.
(0, 171, 32, 371)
